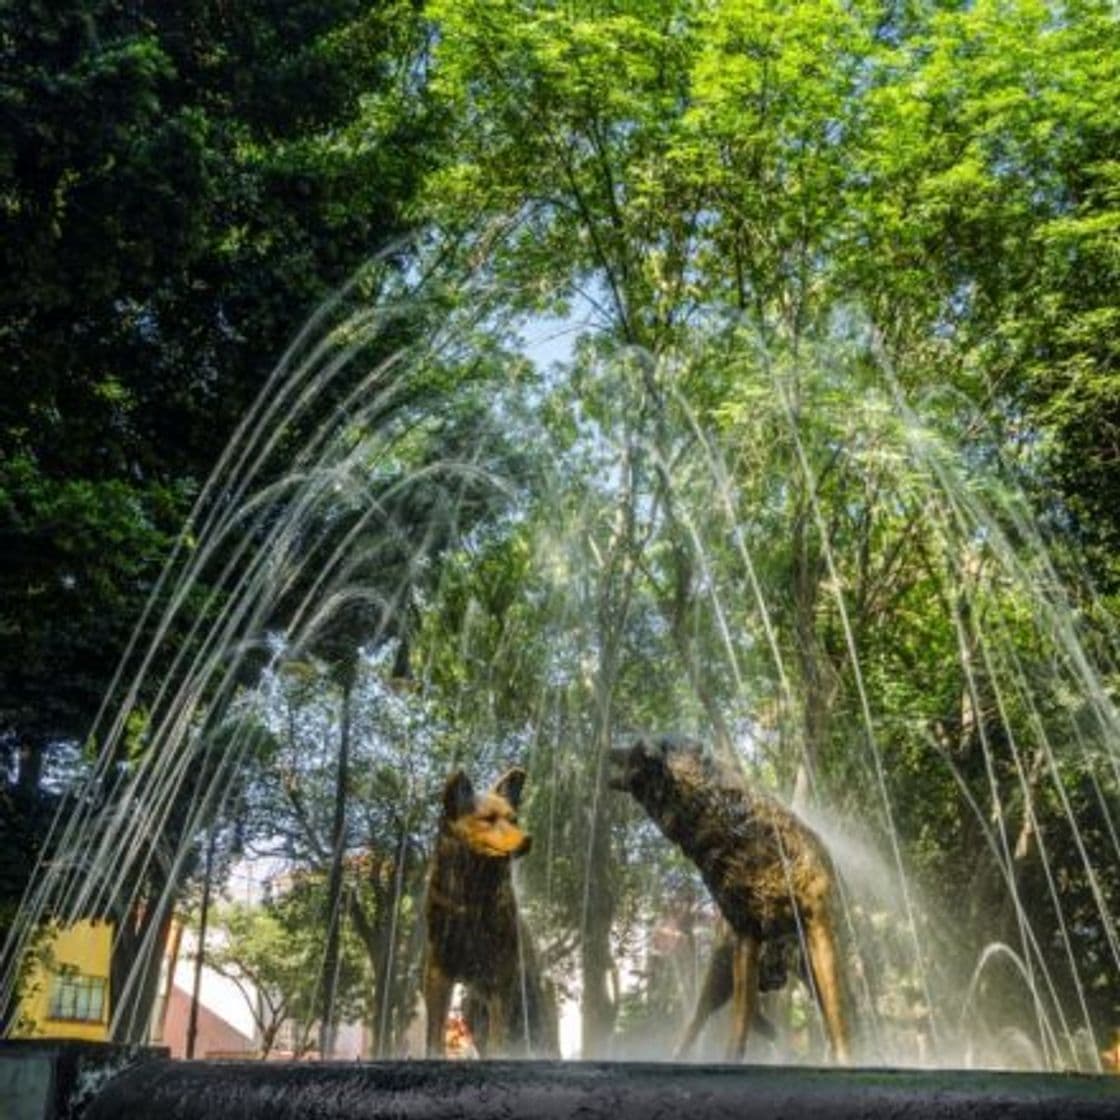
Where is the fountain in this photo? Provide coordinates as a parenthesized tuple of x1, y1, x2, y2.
(3, 267, 1120, 1117)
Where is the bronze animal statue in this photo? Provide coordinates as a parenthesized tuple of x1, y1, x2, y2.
(423, 767, 558, 1057)
(608, 736, 851, 1062)
(674, 917, 800, 1058)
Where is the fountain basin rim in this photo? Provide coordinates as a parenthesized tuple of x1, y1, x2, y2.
(80, 1055, 1120, 1120)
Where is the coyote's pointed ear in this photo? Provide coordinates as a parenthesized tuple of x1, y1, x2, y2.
(493, 767, 527, 810)
(443, 770, 475, 820)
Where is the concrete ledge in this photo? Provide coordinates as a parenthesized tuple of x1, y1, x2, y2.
(0, 1039, 166, 1120)
(83, 1059, 1120, 1120)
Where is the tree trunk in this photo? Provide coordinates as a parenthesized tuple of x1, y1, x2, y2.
(991, 748, 1048, 950)
(110, 891, 174, 1044)
(375, 829, 412, 1058)
(186, 824, 218, 1058)
(346, 891, 382, 1052)
(578, 432, 645, 1059)
(319, 672, 354, 1058)
(260, 1020, 279, 1060)
(346, 876, 398, 1059)
(791, 510, 835, 795)
(580, 750, 617, 1058)
(156, 918, 184, 1044)
(581, 644, 622, 1058)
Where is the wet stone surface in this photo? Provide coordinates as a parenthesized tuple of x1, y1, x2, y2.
(0, 1039, 166, 1120)
(82, 1059, 1120, 1120)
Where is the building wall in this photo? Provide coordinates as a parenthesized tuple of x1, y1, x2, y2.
(166, 926, 261, 1043)
(161, 983, 257, 1058)
(13, 919, 112, 1041)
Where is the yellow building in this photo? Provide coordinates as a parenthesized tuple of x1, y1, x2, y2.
(12, 919, 112, 1041)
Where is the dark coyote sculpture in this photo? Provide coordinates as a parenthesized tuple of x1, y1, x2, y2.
(423, 767, 558, 1057)
(609, 737, 851, 1062)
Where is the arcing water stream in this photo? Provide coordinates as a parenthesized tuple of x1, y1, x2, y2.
(3, 277, 1118, 1072)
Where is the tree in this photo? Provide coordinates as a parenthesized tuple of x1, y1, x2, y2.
(206, 881, 368, 1059)
(418, 0, 1120, 1061)
(0, 0, 435, 1022)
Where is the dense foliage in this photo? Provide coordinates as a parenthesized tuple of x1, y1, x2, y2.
(0, 0, 433, 1017)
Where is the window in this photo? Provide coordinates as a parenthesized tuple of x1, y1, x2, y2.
(48, 971, 107, 1022)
